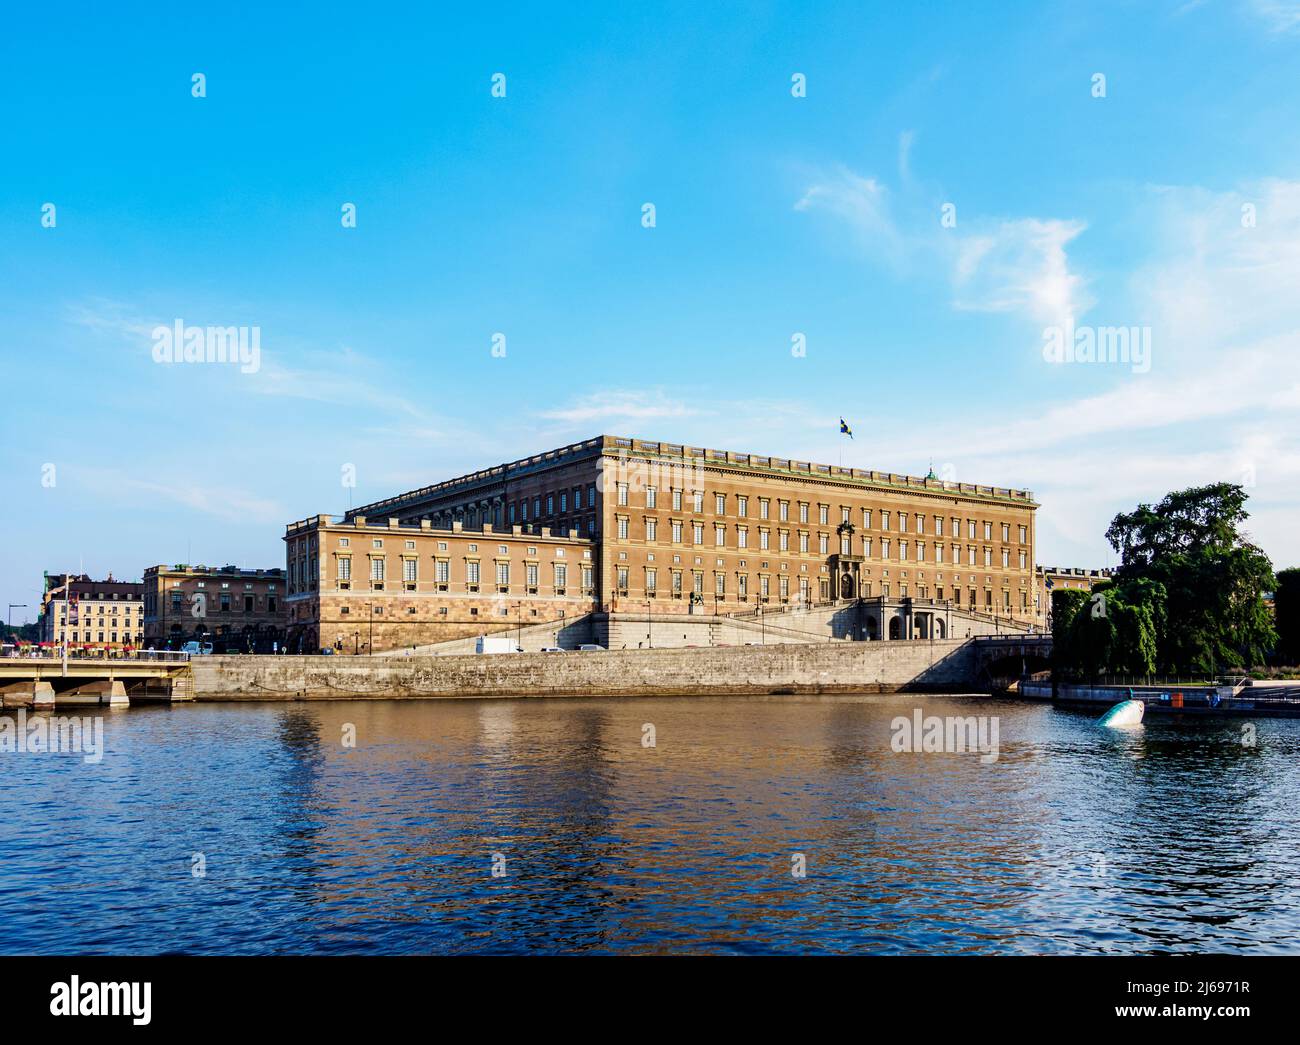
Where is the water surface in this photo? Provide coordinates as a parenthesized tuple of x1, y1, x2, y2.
(2, 694, 1297, 954)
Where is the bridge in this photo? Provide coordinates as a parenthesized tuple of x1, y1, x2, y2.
(970, 635, 1052, 686)
(0, 651, 194, 708)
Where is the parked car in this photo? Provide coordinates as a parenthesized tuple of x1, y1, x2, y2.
(179, 641, 214, 656)
(577, 644, 606, 652)
(318, 647, 335, 656)
(538, 646, 565, 653)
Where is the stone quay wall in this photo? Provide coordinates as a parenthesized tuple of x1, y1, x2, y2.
(190, 638, 979, 701)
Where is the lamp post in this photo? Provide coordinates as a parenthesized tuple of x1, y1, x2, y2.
(516, 600, 523, 650)
(646, 598, 652, 649)
(353, 630, 360, 656)
(7, 604, 27, 646)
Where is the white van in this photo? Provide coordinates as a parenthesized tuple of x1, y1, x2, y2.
(180, 641, 214, 656)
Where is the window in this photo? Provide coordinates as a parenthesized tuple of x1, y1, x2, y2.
(715, 573, 725, 596)
(693, 522, 704, 544)
(617, 483, 628, 506)
(405, 540, 416, 550)
(899, 513, 908, 534)
(936, 517, 944, 537)
(672, 521, 683, 543)
(778, 530, 789, 552)
(370, 558, 385, 581)
(779, 500, 789, 522)
(466, 561, 480, 587)
(646, 487, 657, 508)
(759, 499, 770, 520)
(759, 529, 770, 551)
(715, 525, 726, 547)
(1002, 523, 1011, 542)
(799, 532, 809, 553)
(882, 512, 891, 531)
(339, 537, 349, 547)
(738, 526, 748, 549)
(436, 560, 449, 585)
(779, 576, 789, 600)
(372, 539, 383, 549)
(560, 492, 568, 513)
(693, 490, 704, 513)
(984, 521, 993, 540)
(646, 518, 657, 541)
(646, 568, 657, 593)
(900, 540, 908, 562)
(672, 489, 683, 511)
(672, 571, 683, 595)
(737, 496, 748, 517)
(715, 493, 726, 515)
(1002, 549, 1011, 568)
(581, 565, 593, 591)
(1019, 525, 1028, 544)
(496, 562, 510, 588)
(618, 516, 629, 540)
(968, 520, 977, 539)
(935, 545, 944, 564)
(821, 505, 830, 525)
(738, 574, 748, 598)
(1019, 550, 1027, 569)
(526, 563, 539, 589)
(799, 502, 809, 523)
(338, 558, 351, 581)
(820, 534, 829, 555)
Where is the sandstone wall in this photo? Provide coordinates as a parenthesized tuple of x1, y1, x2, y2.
(191, 638, 978, 700)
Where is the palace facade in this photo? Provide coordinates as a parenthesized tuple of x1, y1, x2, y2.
(285, 435, 1039, 653)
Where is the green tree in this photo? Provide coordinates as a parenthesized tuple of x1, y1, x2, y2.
(1274, 567, 1300, 666)
(1103, 483, 1275, 673)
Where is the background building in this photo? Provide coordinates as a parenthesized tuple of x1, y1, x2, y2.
(142, 564, 286, 652)
(287, 435, 1039, 652)
(38, 572, 145, 649)
(1033, 566, 1114, 630)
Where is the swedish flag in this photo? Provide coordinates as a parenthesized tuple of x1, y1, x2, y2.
(839, 417, 853, 439)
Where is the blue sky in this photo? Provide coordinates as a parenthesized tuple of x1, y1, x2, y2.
(3, 0, 1300, 621)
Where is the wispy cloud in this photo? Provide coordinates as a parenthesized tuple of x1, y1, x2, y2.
(538, 389, 698, 426)
(1248, 0, 1300, 34)
(77, 469, 287, 525)
(795, 164, 1091, 328)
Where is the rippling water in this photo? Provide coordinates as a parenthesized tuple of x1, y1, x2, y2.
(2, 694, 1298, 954)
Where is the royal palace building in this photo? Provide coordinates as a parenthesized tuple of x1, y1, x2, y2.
(285, 435, 1039, 653)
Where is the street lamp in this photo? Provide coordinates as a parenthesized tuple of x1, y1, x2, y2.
(7, 604, 27, 644)
(645, 598, 653, 649)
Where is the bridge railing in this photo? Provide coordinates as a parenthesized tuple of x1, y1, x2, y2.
(0, 646, 191, 664)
